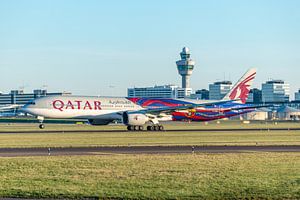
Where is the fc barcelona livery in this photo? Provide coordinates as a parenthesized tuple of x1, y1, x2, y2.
(22, 69, 259, 131)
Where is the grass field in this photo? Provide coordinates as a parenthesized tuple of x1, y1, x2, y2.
(2, 120, 300, 131)
(0, 153, 299, 199)
(0, 122, 299, 199)
(0, 122, 299, 148)
(0, 130, 299, 148)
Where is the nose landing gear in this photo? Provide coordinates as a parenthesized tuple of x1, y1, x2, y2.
(39, 123, 45, 129)
(37, 116, 45, 129)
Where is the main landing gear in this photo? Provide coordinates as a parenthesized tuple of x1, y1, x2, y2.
(127, 125, 164, 132)
(146, 125, 164, 131)
(127, 125, 144, 131)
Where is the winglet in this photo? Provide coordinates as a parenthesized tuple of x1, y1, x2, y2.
(223, 68, 257, 104)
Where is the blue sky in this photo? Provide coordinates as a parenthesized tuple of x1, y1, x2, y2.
(0, 0, 299, 97)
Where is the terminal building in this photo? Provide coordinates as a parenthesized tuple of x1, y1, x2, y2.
(208, 81, 232, 100)
(0, 89, 71, 106)
(262, 80, 290, 103)
(127, 85, 192, 99)
(246, 88, 262, 104)
(194, 89, 209, 100)
(294, 89, 300, 102)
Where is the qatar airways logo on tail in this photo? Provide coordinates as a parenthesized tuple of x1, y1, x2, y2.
(52, 100, 102, 112)
(229, 72, 256, 104)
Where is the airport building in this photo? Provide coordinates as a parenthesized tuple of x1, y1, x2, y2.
(209, 81, 232, 100)
(262, 80, 290, 103)
(246, 88, 262, 104)
(276, 106, 300, 120)
(243, 107, 272, 121)
(127, 85, 192, 99)
(193, 89, 209, 100)
(294, 89, 300, 102)
(0, 89, 71, 105)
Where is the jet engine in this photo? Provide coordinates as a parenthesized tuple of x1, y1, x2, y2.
(88, 119, 113, 125)
(122, 112, 149, 126)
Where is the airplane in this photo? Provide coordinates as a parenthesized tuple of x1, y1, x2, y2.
(21, 68, 260, 131)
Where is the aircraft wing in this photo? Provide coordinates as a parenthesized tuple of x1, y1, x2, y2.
(137, 99, 241, 115)
(0, 104, 21, 111)
(228, 104, 272, 111)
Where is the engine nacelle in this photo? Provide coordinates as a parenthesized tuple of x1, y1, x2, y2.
(88, 119, 113, 125)
(123, 112, 149, 126)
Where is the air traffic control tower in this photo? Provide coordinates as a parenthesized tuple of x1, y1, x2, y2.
(176, 47, 195, 88)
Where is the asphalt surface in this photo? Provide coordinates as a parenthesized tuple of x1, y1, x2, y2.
(0, 127, 300, 134)
(0, 145, 299, 157)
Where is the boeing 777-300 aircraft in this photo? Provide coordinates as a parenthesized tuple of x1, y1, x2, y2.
(22, 68, 260, 131)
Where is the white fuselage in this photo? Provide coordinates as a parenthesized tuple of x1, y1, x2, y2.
(22, 96, 142, 120)
(22, 95, 212, 120)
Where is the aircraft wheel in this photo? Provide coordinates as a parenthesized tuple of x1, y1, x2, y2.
(133, 126, 139, 131)
(138, 126, 144, 131)
(39, 124, 45, 129)
(159, 125, 164, 131)
(127, 125, 133, 131)
(147, 126, 154, 131)
(153, 125, 159, 131)
(152, 126, 156, 131)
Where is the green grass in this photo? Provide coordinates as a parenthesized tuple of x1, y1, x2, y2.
(1, 120, 300, 131)
(0, 122, 299, 147)
(0, 122, 299, 199)
(0, 153, 299, 199)
(0, 130, 299, 148)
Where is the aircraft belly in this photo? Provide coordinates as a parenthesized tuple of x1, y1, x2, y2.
(29, 108, 119, 119)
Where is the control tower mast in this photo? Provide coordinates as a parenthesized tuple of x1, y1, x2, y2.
(176, 47, 195, 88)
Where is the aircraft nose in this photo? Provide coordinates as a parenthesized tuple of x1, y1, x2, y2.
(20, 103, 35, 113)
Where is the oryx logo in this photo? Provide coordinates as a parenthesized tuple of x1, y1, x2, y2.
(229, 72, 256, 104)
(186, 111, 195, 118)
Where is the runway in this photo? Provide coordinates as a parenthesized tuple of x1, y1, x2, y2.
(0, 145, 299, 157)
(0, 127, 300, 134)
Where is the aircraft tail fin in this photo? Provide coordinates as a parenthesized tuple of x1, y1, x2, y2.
(222, 68, 257, 104)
